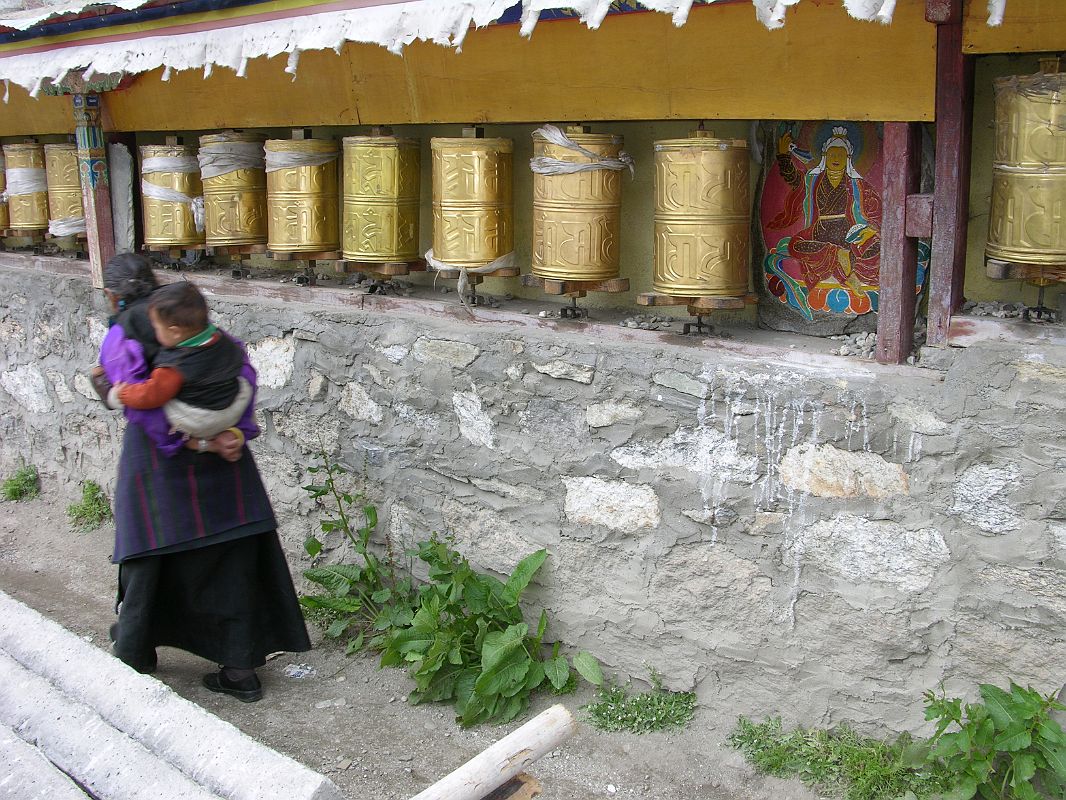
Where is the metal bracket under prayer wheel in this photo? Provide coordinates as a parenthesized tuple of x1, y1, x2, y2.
(521, 274, 629, 320)
(636, 291, 755, 335)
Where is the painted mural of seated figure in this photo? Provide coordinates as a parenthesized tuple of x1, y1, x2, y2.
(769, 126, 882, 295)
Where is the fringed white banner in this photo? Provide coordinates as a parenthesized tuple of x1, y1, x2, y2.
(48, 216, 87, 236)
(6, 167, 47, 196)
(140, 180, 205, 232)
(198, 142, 265, 180)
(0, 0, 1015, 94)
(264, 149, 338, 173)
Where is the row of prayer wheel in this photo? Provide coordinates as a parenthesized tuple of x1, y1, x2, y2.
(137, 127, 751, 298)
(985, 60, 1066, 268)
(1, 142, 85, 234)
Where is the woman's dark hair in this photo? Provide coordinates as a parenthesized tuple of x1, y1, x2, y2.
(103, 253, 158, 301)
(149, 281, 209, 331)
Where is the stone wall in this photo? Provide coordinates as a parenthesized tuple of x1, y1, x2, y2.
(2, 261, 1065, 734)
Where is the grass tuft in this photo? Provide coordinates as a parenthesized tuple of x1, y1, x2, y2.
(67, 481, 112, 530)
(2, 465, 40, 502)
(728, 717, 951, 800)
(584, 673, 696, 734)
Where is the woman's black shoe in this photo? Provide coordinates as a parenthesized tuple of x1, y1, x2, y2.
(203, 670, 262, 703)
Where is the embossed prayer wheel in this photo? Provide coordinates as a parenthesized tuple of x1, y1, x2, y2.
(986, 66, 1066, 267)
(342, 135, 420, 262)
(265, 138, 340, 253)
(200, 131, 267, 247)
(653, 131, 751, 297)
(431, 137, 513, 268)
(0, 153, 7, 231)
(140, 144, 205, 248)
(3, 143, 49, 230)
(531, 127, 623, 281)
(44, 143, 85, 224)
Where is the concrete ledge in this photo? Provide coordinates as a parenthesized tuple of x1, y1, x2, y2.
(0, 722, 89, 800)
(0, 591, 344, 800)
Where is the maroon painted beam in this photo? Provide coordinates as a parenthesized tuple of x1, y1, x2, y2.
(927, 8, 975, 345)
(905, 193, 934, 239)
(73, 93, 116, 289)
(876, 122, 923, 365)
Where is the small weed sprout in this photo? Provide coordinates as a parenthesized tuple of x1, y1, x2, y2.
(67, 481, 112, 530)
(584, 669, 697, 734)
(2, 465, 40, 502)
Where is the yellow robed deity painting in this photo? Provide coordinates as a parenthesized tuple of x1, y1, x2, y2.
(760, 122, 928, 320)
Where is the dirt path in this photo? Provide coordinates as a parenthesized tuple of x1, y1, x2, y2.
(0, 496, 817, 800)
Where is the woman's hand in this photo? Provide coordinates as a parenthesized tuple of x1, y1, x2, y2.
(183, 430, 243, 462)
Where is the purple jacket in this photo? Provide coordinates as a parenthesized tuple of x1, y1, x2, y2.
(98, 323, 260, 456)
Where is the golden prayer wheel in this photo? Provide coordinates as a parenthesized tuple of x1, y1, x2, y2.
(265, 138, 340, 253)
(652, 131, 751, 297)
(140, 144, 205, 248)
(44, 143, 85, 224)
(3, 143, 49, 230)
(531, 127, 623, 281)
(0, 153, 8, 231)
(986, 67, 1066, 267)
(431, 137, 513, 268)
(200, 131, 267, 248)
(342, 135, 420, 262)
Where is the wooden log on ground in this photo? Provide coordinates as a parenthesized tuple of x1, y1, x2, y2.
(408, 705, 575, 800)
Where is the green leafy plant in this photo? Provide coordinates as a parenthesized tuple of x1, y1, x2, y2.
(922, 681, 1066, 800)
(584, 670, 696, 734)
(728, 717, 951, 800)
(299, 453, 414, 654)
(2, 465, 40, 502)
(66, 481, 111, 530)
(379, 535, 604, 727)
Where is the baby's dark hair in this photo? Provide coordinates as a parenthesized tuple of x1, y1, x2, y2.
(148, 281, 209, 331)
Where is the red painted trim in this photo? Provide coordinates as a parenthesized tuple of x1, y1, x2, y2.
(875, 122, 922, 365)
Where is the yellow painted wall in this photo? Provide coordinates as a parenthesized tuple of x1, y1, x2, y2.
(964, 54, 1063, 308)
(963, 0, 1066, 54)
(104, 0, 934, 132)
(0, 85, 73, 136)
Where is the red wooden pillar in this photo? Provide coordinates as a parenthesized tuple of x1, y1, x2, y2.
(926, 0, 974, 345)
(875, 122, 923, 364)
(73, 93, 115, 289)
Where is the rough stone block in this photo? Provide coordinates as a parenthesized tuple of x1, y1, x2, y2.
(338, 381, 384, 424)
(247, 335, 296, 389)
(452, 386, 496, 449)
(779, 443, 909, 498)
(563, 477, 660, 532)
(413, 336, 479, 368)
(0, 364, 53, 414)
(949, 462, 1021, 534)
(532, 360, 595, 384)
(586, 401, 641, 428)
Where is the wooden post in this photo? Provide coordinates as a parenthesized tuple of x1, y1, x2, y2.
(409, 704, 576, 800)
(73, 93, 115, 289)
(926, 1, 974, 345)
(875, 122, 922, 365)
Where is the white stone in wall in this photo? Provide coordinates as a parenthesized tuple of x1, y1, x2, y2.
(1, 364, 53, 414)
(563, 477, 660, 532)
(531, 360, 595, 384)
(379, 344, 409, 364)
(72, 373, 97, 401)
(1051, 523, 1066, 555)
(505, 363, 524, 381)
(586, 400, 641, 428)
(364, 363, 392, 388)
(394, 402, 440, 433)
(889, 402, 951, 435)
(86, 316, 108, 350)
(980, 564, 1066, 617)
(413, 337, 478, 368)
(790, 513, 950, 593)
(46, 370, 75, 404)
(0, 318, 25, 344)
(949, 462, 1022, 534)
(652, 370, 708, 398)
(452, 386, 496, 449)
(779, 443, 909, 498)
(611, 425, 757, 481)
(247, 335, 295, 389)
(338, 382, 384, 424)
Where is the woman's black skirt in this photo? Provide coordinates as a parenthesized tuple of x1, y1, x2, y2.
(114, 531, 311, 671)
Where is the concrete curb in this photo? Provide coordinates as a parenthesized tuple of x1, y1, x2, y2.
(0, 590, 345, 800)
(0, 722, 89, 800)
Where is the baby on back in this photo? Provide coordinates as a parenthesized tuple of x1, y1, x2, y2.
(112, 281, 251, 442)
